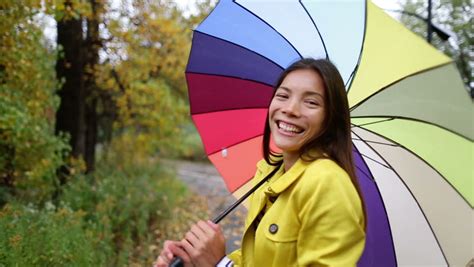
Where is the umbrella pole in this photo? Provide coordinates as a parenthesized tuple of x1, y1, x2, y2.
(212, 163, 281, 223)
(169, 163, 282, 267)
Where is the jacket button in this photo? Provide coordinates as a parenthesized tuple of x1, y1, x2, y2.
(269, 223, 278, 234)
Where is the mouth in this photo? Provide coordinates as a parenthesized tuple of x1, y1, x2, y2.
(277, 120, 304, 134)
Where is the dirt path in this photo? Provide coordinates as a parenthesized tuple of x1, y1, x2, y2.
(164, 159, 247, 253)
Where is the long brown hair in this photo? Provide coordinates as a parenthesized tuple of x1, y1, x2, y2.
(262, 58, 366, 228)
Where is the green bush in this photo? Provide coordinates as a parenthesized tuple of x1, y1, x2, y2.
(60, 156, 187, 265)
(0, 147, 188, 266)
(0, 203, 96, 266)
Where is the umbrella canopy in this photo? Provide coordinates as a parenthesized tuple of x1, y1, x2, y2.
(185, 0, 473, 266)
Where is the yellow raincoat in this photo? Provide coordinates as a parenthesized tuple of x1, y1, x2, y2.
(228, 157, 365, 267)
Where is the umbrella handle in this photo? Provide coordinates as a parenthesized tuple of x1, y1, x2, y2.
(167, 163, 282, 267)
(169, 257, 183, 267)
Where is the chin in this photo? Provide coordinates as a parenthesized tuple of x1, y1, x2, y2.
(273, 142, 300, 154)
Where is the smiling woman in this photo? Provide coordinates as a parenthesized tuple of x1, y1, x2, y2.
(156, 58, 367, 267)
(268, 68, 327, 171)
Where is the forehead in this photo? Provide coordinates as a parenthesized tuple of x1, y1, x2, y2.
(279, 69, 325, 95)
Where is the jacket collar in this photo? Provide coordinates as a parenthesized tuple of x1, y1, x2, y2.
(263, 158, 309, 196)
(242, 158, 310, 247)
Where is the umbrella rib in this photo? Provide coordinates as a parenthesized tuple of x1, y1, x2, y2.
(345, 69, 357, 89)
(352, 138, 398, 147)
(351, 118, 395, 128)
(359, 153, 391, 169)
(186, 71, 276, 87)
(186, 70, 275, 88)
(355, 164, 372, 181)
(191, 107, 269, 116)
(345, 0, 367, 93)
(351, 128, 392, 171)
(231, 0, 303, 60)
(299, 0, 329, 59)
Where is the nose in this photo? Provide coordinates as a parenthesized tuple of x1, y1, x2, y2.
(281, 98, 301, 117)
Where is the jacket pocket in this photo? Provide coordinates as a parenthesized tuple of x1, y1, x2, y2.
(262, 220, 299, 242)
(257, 220, 299, 266)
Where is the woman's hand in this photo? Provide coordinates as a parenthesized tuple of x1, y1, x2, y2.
(180, 220, 226, 267)
(155, 240, 193, 267)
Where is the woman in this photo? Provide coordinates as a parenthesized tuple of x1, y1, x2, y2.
(157, 58, 366, 267)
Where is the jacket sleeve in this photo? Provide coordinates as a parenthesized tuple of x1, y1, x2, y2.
(226, 159, 270, 267)
(226, 184, 257, 267)
(227, 249, 241, 266)
(296, 163, 366, 267)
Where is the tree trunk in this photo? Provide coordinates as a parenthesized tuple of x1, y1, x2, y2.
(0, 141, 15, 206)
(84, 0, 102, 173)
(55, 9, 86, 161)
(55, 0, 104, 175)
(55, 2, 85, 189)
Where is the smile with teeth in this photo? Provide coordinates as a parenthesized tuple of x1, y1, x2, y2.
(278, 121, 304, 134)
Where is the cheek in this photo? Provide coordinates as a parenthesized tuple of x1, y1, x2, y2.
(268, 101, 278, 118)
(318, 118, 327, 136)
(310, 111, 326, 133)
(268, 99, 276, 111)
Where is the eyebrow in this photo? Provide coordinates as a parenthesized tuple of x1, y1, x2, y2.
(277, 86, 324, 99)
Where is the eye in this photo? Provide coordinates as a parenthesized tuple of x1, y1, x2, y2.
(275, 93, 289, 100)
(304, 99, 320, 107)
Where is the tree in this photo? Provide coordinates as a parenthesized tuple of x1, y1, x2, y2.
(95, 0, 193, 157)
(55, 1, 87, 165)
(84, 0, 104, 172)
(55, 0, 105, 175)
(0, 0, 69, 204)
(0, 0, 207, 204)
(400, 0, 473, 95)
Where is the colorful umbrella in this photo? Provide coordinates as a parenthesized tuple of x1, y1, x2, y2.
(185, 0, 473, 266)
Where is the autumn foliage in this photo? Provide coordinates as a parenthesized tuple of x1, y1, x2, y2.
(0, 0, 211, 264)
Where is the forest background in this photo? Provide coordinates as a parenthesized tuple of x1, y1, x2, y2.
(0, 0, 471, 266)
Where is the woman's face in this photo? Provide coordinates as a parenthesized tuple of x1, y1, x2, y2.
(268, 69, 326, 156)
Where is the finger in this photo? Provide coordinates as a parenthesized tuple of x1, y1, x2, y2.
(162, 248, 173, 262)
(190, 222, 208, 240)
(168, 242, 192, 264)
(180, 238, 199, 259)
(155, 255, 168, 267)
(206, 220, 222, 233)
(203, 221, 224, 245)
(197, 220, 216, 238)
(163, 241, 176, 261)
(184, 229, 201, 248)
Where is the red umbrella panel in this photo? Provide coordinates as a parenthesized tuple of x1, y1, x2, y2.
(186, 32, 281, 192)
